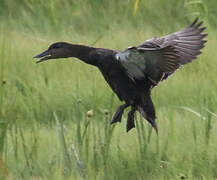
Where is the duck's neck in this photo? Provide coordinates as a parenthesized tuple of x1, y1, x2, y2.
(68, 44, 96, 65)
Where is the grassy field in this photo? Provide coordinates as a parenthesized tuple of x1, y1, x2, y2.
(0, 0, 217, 179)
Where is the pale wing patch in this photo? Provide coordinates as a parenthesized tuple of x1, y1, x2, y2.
(116, 49, 147, 80)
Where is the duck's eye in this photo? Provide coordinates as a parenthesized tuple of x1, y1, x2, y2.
(49, 43, 63, 50)
(53, 45, 61, 49)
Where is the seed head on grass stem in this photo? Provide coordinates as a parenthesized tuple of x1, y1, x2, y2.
(86, 110, 93, 118)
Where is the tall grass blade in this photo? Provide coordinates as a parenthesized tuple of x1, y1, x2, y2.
(54, 112, 72, 176)
(178, 106, 206, 120)
(68, 143, 86, 179)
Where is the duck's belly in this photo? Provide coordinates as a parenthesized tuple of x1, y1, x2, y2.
(99, 67, 150, 104)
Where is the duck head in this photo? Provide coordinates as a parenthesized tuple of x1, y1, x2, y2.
(34, 42, 72, 63)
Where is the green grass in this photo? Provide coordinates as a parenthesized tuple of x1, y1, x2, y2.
(0, 0, 217, 179)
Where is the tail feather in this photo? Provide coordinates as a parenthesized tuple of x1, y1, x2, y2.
(137, 93, 158, 134)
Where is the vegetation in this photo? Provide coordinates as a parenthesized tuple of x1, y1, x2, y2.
(0, 0, 217, 179)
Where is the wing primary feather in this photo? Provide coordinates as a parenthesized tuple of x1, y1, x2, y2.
(174, 43, 204, 50)
(178, 28, 206, 37)
(178, 34, 207, 41)
(194, 21, 203, 28)
(189, 18, 199, 27)
(174, 39, 206, 45)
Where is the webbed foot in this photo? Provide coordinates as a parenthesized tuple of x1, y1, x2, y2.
(126, 107, 136, 132)
(111, 104, 129, 124)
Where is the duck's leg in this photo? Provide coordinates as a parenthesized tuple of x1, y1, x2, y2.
(111, 104, 129, 124)
(138, 106, 158, 134)
(126, 107, 136, 132)
(137, 93, 158, 134)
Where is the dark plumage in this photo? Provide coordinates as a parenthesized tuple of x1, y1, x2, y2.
(34, 18, 207, 133)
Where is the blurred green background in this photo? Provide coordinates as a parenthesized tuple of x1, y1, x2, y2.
(0, 0, 217, 179)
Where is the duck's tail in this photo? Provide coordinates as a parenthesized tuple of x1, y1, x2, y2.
(137, 93, 158, 134)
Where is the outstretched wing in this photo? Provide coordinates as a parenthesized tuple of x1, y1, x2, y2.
(116, 18, 207, 85)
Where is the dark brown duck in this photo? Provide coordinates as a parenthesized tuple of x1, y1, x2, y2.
(34, 18, 207, 133)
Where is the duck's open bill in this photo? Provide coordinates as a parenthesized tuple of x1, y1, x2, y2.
(34, 50, 51, 63)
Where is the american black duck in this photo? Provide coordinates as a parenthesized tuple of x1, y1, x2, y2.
(34, 18, 207, 133)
